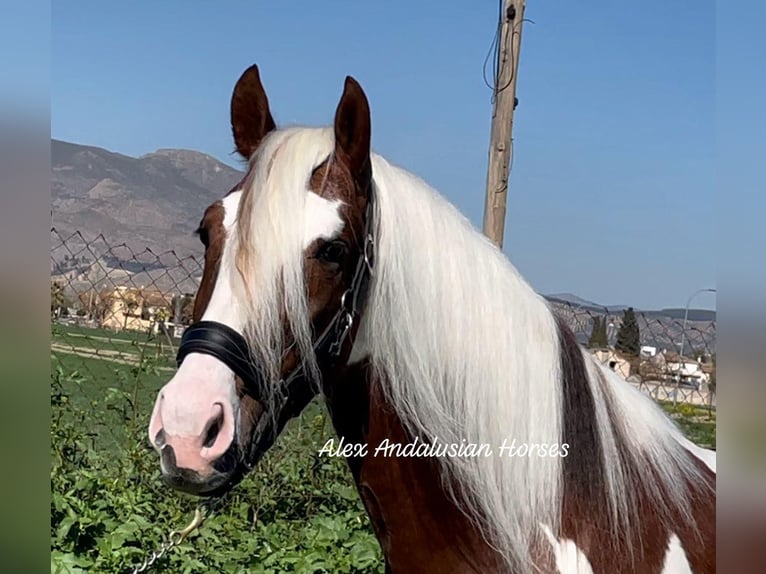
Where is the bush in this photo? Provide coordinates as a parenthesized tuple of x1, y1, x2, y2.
(50, 365, 382, 573)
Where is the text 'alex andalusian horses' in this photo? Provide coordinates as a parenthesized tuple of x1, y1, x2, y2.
(148, 64, 716, 573)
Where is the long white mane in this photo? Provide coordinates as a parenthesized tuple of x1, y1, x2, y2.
(232, 126, 713, 572)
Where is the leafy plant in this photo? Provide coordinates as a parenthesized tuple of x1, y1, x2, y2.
(50, 365, 383, 573)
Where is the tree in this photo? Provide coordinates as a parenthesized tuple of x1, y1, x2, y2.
(588, 317, 601, 348)
(615, 307, 640, 357)
(588, 315, 610, 348)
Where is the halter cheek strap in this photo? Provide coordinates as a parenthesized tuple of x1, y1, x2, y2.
(175, 188, 375, 473)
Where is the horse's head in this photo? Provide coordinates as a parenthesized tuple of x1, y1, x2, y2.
(148, 64, 374, 495)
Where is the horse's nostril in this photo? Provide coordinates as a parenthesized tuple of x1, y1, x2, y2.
(154, 428, 167, 448)
(161, 444, 177, 471)
(203, 408, 224, 449)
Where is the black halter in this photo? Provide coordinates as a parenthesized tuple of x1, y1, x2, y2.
(176, 189, 375, 472)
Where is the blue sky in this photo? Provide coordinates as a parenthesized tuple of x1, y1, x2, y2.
(52, 1, 717, 310)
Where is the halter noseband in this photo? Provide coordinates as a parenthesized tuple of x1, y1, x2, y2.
(176, 187, 375, 473)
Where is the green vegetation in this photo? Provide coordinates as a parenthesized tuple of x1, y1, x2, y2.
(51, 362, 382, 574)
(615, 307, 641, 357)
(660, 401, 717, 449)
(53, 322, 180, 346)
(51, 325, 715, 573)
(587, 316, 608, 349)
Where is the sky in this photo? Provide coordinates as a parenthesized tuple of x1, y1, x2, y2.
(51, 1, 718, 311)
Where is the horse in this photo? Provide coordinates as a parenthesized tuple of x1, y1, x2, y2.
(148, 64, 716, 573)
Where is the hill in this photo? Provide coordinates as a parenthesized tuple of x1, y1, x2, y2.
(51, 138, 243, 262)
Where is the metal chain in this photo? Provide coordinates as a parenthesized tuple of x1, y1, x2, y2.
(127, 498, 222, 574)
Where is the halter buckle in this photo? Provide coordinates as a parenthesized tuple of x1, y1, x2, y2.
(328, 312, 354, 358)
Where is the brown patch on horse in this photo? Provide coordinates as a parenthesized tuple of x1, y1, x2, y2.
(555, 317, 716, 573)
(676, 456, 716, 573)
(280, 77, 373, 382)
(556, 316, 609, 515)
(191, 201, 225, 322)
(191, 181, 245, 322)
(322, 362, 506, 574)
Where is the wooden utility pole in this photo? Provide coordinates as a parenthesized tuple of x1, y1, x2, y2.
(482, 0, 526, 249)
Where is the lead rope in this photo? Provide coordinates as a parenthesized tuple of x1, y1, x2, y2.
(127, 496, 224, 574)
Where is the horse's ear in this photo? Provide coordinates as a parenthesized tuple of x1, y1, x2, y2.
(333, 76, 371, 184)
(231, 64, 276, 159)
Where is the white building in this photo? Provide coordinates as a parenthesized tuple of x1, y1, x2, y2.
(663, 351, 710, 389)
(640, 345, 657, 357)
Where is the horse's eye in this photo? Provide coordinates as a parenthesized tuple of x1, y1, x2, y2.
(316, 241, 347, 264)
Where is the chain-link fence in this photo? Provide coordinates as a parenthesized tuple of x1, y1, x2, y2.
(51, 227, 716, 417)
(51, 229, 204, 452)
(51, 228, 201, 366)
(554, 299, 716, 409)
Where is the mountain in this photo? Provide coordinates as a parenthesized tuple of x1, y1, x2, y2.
(546, 292, 630, 313)
(51, 138, 244, 261)
(646, 308, 716, 322)
(545, 293, 716, 321)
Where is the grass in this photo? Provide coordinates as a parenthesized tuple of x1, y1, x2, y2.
(51, 345, 167, 450)
(659, 401, 717, 449)
(54, 322, 176, 352)
(53, 322, 151, 342)
(51, 325, 173, 453)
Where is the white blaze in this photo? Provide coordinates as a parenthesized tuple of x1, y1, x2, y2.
(303, 192, 344, 248)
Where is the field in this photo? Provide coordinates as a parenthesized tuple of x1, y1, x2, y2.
(50, 324, 716, 573)
(51, 324, 172, 447)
